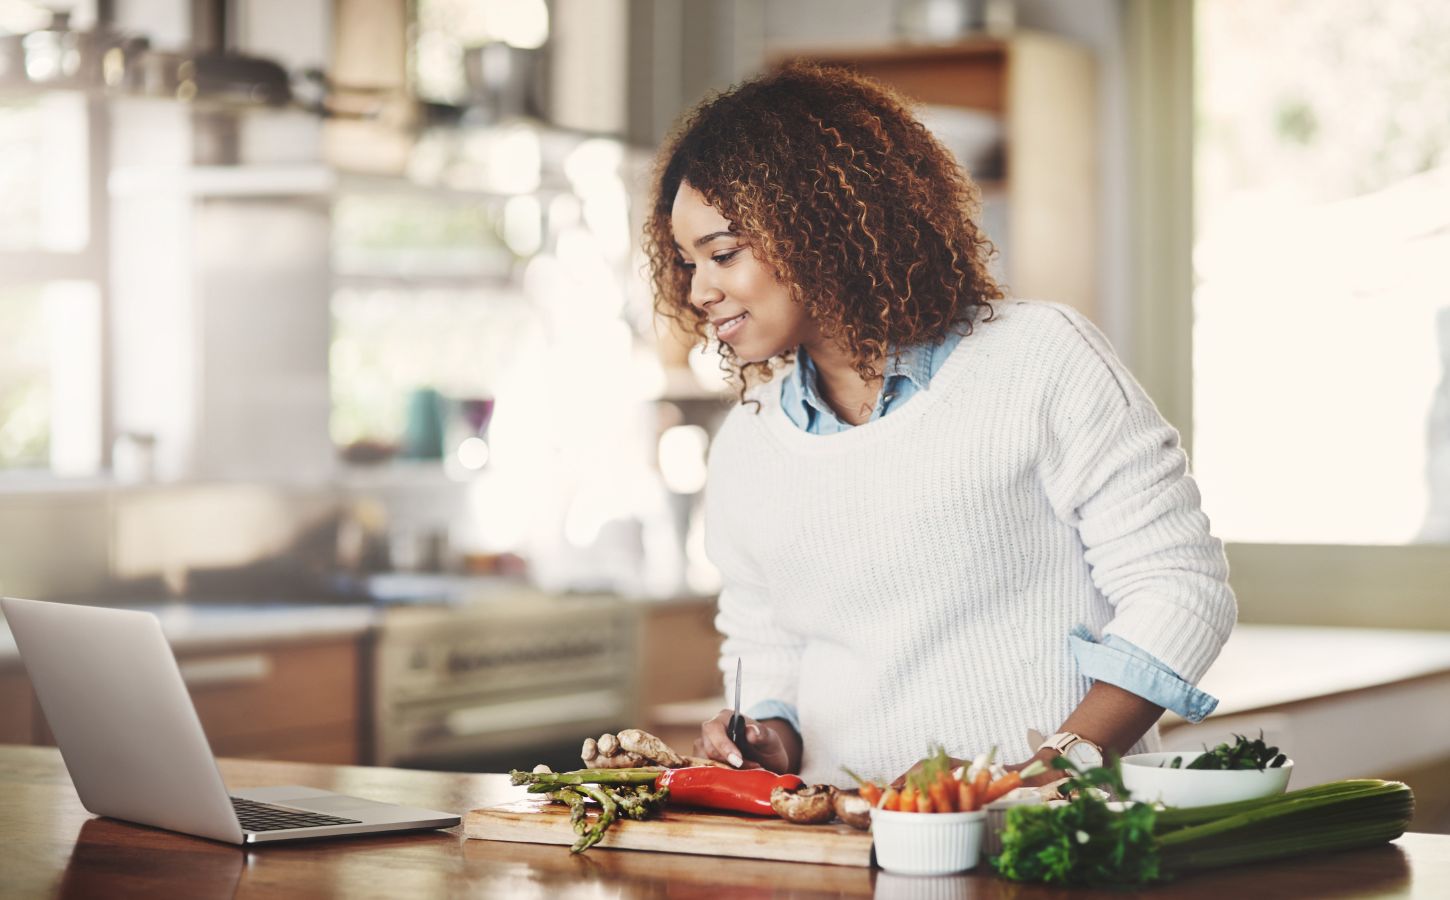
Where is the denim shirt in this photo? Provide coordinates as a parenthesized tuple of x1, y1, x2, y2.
(748, 332, 1219, 735)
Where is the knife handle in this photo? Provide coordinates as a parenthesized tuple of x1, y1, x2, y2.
(727, 713, 745, 748)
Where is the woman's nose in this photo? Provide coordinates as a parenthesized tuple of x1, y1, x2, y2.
(689, 271, 723, 311)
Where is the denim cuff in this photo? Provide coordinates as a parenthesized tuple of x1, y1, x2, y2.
(746, 699, 802, 736)
(1068, 624, 1219, 723)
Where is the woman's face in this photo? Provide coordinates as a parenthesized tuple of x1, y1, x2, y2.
(670, 182, 815, 364)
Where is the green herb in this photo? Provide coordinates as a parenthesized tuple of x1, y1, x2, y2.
(993, 755, 1159, 887)
(1164, 732, 1288, 771)
(992, 757, 1414, 886)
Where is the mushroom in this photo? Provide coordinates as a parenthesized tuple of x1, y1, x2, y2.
(830, 787, 872, 830)
(771, 783, 836, 825)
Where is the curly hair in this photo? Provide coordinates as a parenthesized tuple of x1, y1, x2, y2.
(642, 61, 1002, 409)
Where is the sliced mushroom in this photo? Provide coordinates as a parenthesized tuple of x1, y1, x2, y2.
(830, 787, 872, 830)
(771, 783, 836, 825)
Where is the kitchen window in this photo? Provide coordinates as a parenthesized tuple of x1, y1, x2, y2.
(0, 86, 105, 478)
(1129, 0, 1450, 626)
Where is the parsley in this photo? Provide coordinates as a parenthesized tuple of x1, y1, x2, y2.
(992, 755, 1162, 886)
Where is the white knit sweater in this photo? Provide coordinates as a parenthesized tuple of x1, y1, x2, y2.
(705, 300, 1237, 785)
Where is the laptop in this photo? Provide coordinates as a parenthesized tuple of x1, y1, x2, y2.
(1, 596, 461, 844)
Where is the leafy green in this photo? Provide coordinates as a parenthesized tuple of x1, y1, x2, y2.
(1165, 732, 1287, 771)
(992, 755, 1414, 887)
(992, 755, 1161, 886)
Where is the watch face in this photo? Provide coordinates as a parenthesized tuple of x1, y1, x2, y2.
(1066, 741, 1103, 768)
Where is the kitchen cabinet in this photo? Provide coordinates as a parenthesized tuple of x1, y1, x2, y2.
(24, 634, 363, 765)
(175, 636, 362, 764)
(772, 33, 1100, 321)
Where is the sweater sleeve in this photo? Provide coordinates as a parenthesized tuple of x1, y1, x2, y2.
(704, 411, 807, 714)
(1036, 305, 1237, 684)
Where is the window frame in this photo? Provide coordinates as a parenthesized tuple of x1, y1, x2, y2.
(0, 90, 111, 480)
(1125, 0, 1450, 631)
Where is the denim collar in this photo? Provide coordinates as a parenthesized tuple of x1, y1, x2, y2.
(784, 341, 937, 427)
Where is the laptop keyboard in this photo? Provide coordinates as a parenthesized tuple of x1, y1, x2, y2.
(231, 796, 363, 832)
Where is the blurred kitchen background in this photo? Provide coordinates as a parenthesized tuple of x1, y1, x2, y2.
(2, 0, 1449, 829)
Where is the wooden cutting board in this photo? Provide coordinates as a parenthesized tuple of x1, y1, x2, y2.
(465, 797, 874, 867)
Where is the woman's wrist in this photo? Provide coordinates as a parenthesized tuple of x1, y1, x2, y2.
(756, 717, 803, 774)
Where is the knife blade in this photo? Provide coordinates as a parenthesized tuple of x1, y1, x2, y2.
(727, 658, 744, 752)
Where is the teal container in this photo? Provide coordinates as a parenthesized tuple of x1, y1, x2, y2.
(401, 387, 447, 459)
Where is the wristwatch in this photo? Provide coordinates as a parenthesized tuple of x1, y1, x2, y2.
(1037, 732, 1104, 768)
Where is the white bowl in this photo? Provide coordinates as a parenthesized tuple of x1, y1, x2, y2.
(871, 808, 985, 876)
(1120, 751, 1294, 808)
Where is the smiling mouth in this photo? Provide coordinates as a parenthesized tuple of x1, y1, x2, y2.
(713, 312, 748, 339)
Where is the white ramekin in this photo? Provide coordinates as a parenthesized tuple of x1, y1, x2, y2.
(870, 808, 986, 876)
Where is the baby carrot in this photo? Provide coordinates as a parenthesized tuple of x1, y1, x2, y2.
(972, 765, 991, 798)
(981, 772, 1023, 805)
(927, 775, 953, 814)
(860, 782, 883, 806)
(936, 769, 959, 812)
(899, 781, 918, 813)
(982, 760, 1048, 805)
(957, 777, 978, 812)
(841, 766, 884, 807)
(879, 787, 900, 811)
(913, 775, 933, 813)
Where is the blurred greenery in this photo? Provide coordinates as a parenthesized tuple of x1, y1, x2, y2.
(0, 285, 51, 469)
(1197, 0, 1450, 208)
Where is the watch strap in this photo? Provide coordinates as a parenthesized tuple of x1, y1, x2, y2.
(1037, 731, 1102, 757)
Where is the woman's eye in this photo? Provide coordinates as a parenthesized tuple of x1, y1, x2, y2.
(675, 258, 695, 271)
(712, 249, 742, 264)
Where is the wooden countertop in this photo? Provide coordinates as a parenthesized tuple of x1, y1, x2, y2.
(2, 745, 1446, 898)
(1184, 624, 1450, 719)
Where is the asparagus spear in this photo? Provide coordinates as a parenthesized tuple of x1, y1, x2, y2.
(510, 768, 662, 787)
(571, 784, 618, 853)
(545, 787, 590, 835)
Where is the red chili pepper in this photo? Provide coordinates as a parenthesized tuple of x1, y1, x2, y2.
(654, 766, 804, 816)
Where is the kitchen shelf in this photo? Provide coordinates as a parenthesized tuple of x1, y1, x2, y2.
(109, 164, 336, 197)
(0, 83, 316, 118)
(772, 31, 1100, 321)
(333, 170, 576, 204)
(332, 270, 515, 291)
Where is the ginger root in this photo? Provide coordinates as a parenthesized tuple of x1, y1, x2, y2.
(618, 728, 687, 768)
(581, 729, 700, 769)
(580, 735, 649, 769)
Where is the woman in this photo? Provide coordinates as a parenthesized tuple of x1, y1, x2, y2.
(642, 63, 1235, 787)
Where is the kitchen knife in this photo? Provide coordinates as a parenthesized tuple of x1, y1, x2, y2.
(727, 658, 744, 752)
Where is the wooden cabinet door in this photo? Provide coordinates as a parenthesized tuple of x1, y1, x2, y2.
(177, 638, 361, 765)
(0, 669, 33, 745)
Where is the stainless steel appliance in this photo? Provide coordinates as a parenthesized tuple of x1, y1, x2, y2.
(369, 581, 639, 771)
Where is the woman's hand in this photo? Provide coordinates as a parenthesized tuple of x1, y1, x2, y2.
(1005, 750, 1068, 787)
(694, 709, 797, 773)
(890, 755, 968, 790)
